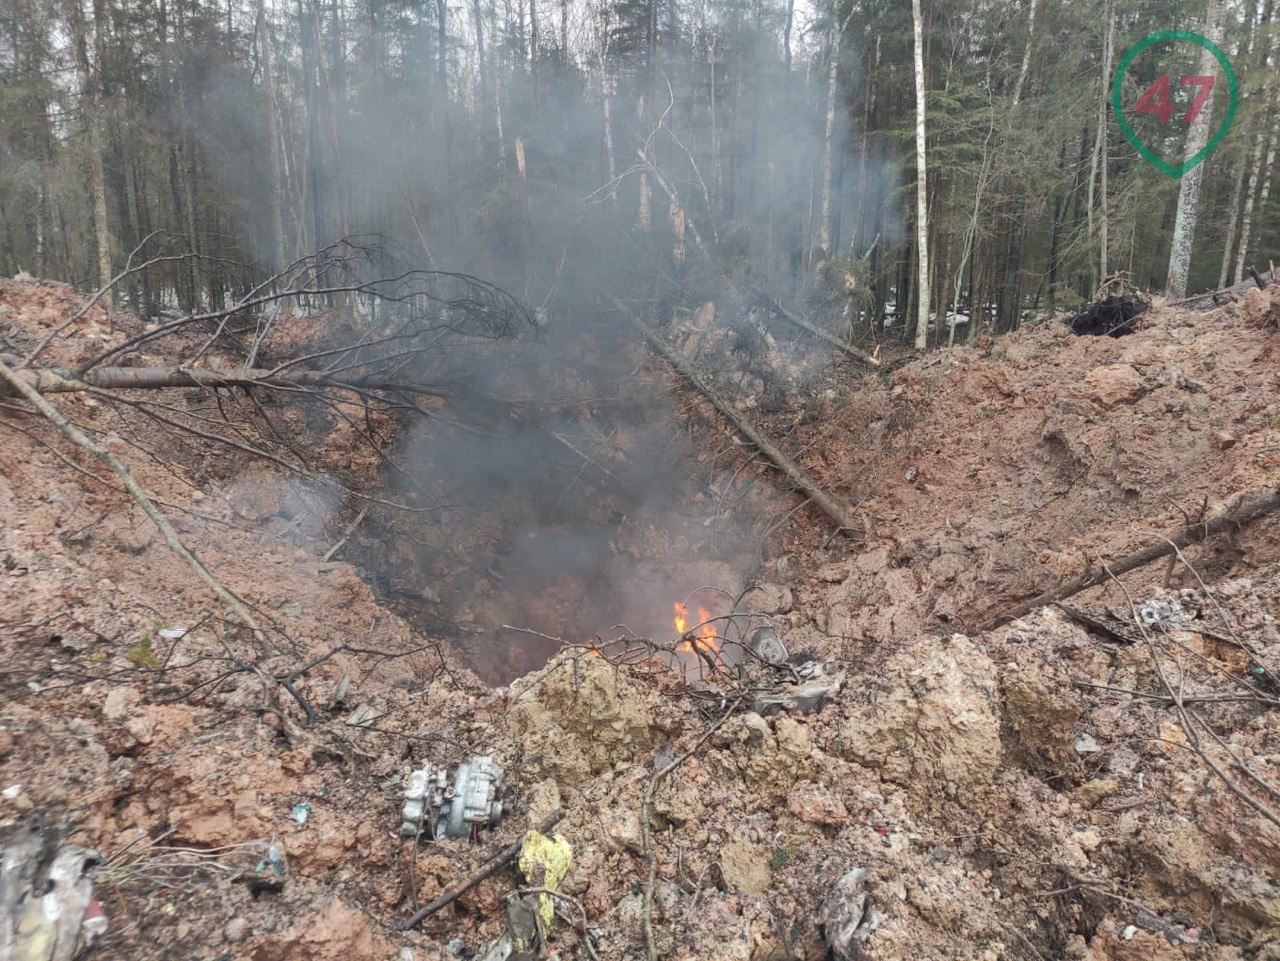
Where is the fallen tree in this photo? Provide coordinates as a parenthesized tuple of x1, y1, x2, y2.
(766, 299, 881, 367)
(0, 365, 450, 400)
(982, 486, 1280, 629)
(629, 313, 863, 537)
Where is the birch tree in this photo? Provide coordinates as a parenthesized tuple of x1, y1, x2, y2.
(912, 0, 931, 349)
(1166, 1, 1224, 299)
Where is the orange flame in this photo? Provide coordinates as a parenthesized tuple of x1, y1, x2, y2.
(674, 603, 719, 655)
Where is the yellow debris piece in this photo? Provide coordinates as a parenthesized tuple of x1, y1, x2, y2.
(517, 829, 573, 928)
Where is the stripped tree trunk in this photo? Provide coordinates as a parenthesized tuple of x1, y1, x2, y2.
(911, 0, 931, 350)
(1166, 0, 1224, 299)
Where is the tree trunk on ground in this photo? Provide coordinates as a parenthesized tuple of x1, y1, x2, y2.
(911, 0, 931, 350)
(1166, 0, 1224, 299)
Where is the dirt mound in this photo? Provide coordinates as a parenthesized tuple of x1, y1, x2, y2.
(770, 297, 1280, 663)
(3, 279, 1279, 960)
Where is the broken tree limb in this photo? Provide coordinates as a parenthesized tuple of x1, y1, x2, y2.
(767, 300, 880, 368)
(630, 318, 862, 537)
(0, 365, 450, 400)
(399, 809, 565, 931)
(0, 358, 273, 655)
(1165, 266, 1277, 308)
(981, 486, 1280, 630)
(323, 506, 369, 563)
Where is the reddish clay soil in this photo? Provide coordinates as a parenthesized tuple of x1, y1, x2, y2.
(2, 278, 1279, 960)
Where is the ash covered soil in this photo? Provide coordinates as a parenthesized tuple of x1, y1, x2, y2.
(3, 278, 1280, 960)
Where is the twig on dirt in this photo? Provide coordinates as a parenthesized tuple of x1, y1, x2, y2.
(323, 506, 369, 562)
(552, 430, 616, 478)
(983, 487, 1280, 629)
(276, 642, 430, 726)
(0, 357, 273, 656)
(1150, 534, 1274, 677)
(518, 886, 601, 961)
(399, 809, 566, 930)
(643, 696, 743, 961)
(1073, 680, 1280, 707)
(1102, 566, 1280, 832)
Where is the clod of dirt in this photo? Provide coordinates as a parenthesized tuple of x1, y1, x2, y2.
(1084, 363, 1146, 408)
(505, 652, 662, 781)
(1242, 284, 1280, 329)
(1068, 294, 1149, 337)
(998, 661, 1082, 776)
(712, 711, 819, 805)
(244, 899, 392, 961)
(836, 634, 1000, 795)
(717, 834, 772, 893)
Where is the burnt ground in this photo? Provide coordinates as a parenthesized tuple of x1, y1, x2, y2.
(2, 277, 1280, 960)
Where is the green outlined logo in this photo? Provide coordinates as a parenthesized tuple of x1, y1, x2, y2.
(1111, 30, 1237, 179)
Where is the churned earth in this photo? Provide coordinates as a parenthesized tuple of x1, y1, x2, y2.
(2, 277, 1279, 960)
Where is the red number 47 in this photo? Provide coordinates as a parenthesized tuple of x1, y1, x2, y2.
(1135, 75, 1216, 124)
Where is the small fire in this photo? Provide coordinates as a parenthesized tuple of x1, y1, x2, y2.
(673, 602, 719, 655)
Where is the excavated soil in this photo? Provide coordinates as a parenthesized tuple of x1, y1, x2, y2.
(2, 278, 1279, 960)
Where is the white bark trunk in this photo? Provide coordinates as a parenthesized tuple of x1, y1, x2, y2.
(1166, 1, 1224, 299)
(912, 0, 931, 350)
(602, 67, 617, 202)
(1011, 0, 1038, 106)
(817, 20, 841, 258)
